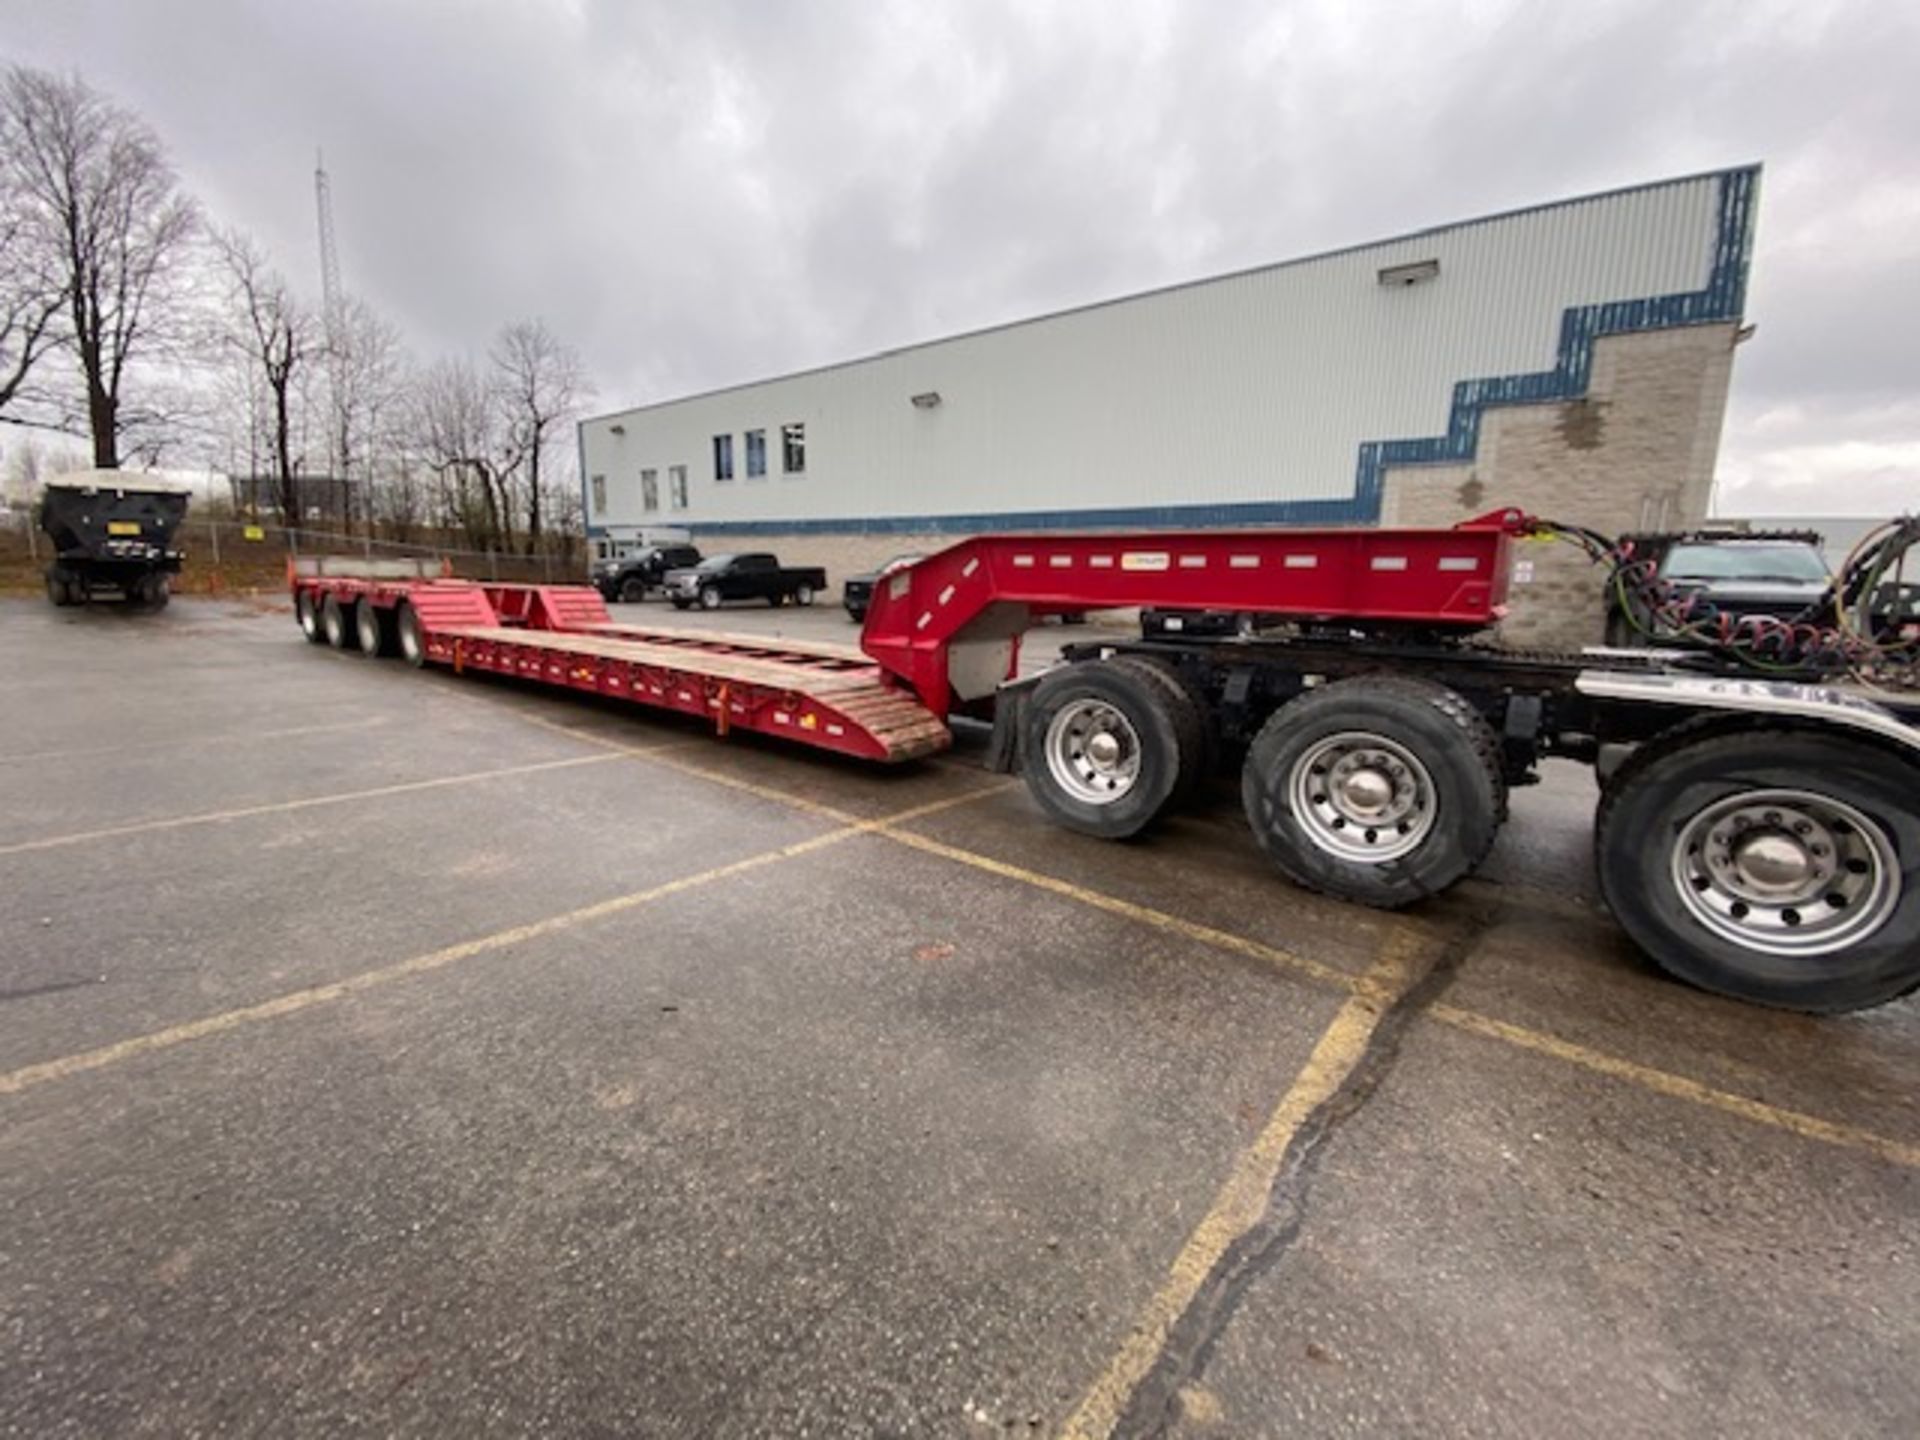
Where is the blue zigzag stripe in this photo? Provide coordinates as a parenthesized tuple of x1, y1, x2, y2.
(1352, 165, 1758, 518)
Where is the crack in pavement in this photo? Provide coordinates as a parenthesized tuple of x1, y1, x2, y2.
(1111, 908, 1494, 1439)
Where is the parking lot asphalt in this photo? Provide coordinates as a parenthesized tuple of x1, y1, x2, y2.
(2, 594, 1915, 1438)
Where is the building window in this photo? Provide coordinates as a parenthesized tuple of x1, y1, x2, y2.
(590, 474, 606, 514)
(669, 464, 688, 510)
(781, 422, 805, 475)
(713, 433, 734, 481)
(641, 468, 658, 513)
(745, 428, 766, 479)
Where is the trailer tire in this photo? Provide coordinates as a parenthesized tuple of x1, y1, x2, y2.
(619, 576, 648, 604)
(296, 589, 326, 643)
(1109, 655, 1210, 806)
(396, 601, 428, 667)
(354, 599, 394, 657)
(1596, 729, 1920, 1012)
(1022, 659, 1184, 839)
(700, 586, 723, 611)
(1242, 677, 1504, 909)
(321, 594, 356, 650)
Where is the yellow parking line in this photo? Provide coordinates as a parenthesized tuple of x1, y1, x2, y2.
(0, 715, 389, 766)
(1431, 1005, 1920, 1169)
(879, 827, 1358, 991)
(0, 753, 623, 858)
(1058, 938, 1425, 1440)
(0, 783, 1003, 1098)
(451, 685, 1920, 1172)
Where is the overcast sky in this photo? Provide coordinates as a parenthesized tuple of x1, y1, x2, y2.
(4, 0, 1916, 515)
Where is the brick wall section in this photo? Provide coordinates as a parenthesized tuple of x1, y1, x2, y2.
(705, 325, 1739, 641)
(1380, 324, 1738, 649)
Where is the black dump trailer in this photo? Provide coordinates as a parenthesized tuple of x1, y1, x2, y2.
(40, 472, 190, 609)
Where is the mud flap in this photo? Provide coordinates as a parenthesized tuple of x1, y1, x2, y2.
(985, 675, 1041, 774)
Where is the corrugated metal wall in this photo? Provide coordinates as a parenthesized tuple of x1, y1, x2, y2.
(580, 169, 1747, 535)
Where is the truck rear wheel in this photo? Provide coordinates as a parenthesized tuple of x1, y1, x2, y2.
(620, 576, 647, 604)
(794, 583, 815, 607)
(1597, 729, 1920, 1012)
(297, 589, 326, 643)
(46, 571, 73, 607)
(396, 601, 428, 667)
(321, 594, 356, 650)
(1241, 677, 1504, 908)
(354, 599, 394, 657)
(1022, 659, 1186, 839)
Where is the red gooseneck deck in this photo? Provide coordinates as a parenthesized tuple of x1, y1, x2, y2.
(289, 511, 1524, 764)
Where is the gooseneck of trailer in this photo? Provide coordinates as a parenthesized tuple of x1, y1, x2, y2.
(289, 510, 1920, 1016)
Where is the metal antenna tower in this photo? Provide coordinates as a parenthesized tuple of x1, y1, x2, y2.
(314, 151, 352, 505)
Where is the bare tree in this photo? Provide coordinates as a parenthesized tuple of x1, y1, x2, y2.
(0, 155, 65, 415)
(490, 317, 592, 549)
(411, 355, 521, 550)
(1, 66, 198, 468)
(331, 295, 408, 504)
(212, 227, 317, 524)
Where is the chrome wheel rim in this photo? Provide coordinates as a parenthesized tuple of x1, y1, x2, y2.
(1672, 789, 1900, 957)
(1044, 699, 1142, 805)
(1289, 731, 1436, 863)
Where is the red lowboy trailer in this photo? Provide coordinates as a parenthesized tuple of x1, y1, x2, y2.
(291, 509, 1920, 1014)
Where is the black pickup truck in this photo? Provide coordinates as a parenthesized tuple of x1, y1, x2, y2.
(593, 544, 702, 603)
(665, 552, 828, 610)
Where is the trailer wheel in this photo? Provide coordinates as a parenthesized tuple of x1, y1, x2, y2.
(1108, 655, 1210, 806)
(619, 576, 648, 604)
(354, 599, 394, 657)
(321, 594, 356, 650)
(396, 601, 428, 667)
(700, 586, 723, 611)
(1022, 659, 1185, 839)
(296, 589, 326, 643)
(1597, 729, 1920, 1012)
(794, 583, 815, 607)
(1242, 677, 1504, 908)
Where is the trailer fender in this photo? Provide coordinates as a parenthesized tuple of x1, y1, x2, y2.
(1575, 671, 1920, 760)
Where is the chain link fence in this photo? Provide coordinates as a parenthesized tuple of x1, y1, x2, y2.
(0, 509, 588, 594)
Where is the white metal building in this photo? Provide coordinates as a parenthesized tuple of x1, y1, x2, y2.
(579, 167, 1758, 644)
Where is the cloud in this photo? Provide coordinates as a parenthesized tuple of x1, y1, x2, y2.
(2, 0, 1915, 513)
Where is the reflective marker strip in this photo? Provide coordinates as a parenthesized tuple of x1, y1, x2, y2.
(1012, 555, 1036, 568)
(1178, 555, 1207, 569)
(1371, 556, 1409, 571)
(1284, 555, 1318, 569)
(1438, 556, 1480, 572)
(1050, 555, 1073, 568)
(1229, 555, 1260, 569)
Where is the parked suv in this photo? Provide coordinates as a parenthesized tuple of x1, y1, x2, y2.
(594, 544, 703, 603)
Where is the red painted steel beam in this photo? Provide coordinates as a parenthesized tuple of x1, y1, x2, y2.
(861, 511, 1533, 718)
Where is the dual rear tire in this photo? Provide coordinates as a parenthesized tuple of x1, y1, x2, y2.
(1021, 664, 1502, 909)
